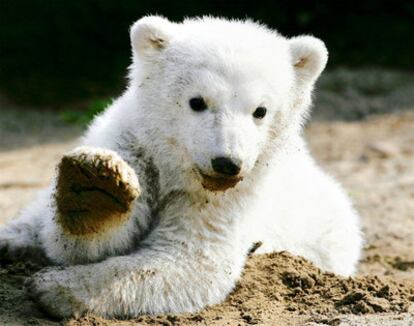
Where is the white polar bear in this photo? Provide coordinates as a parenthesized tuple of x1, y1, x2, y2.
(0, 16, 362, 318)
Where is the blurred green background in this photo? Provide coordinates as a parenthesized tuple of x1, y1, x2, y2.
(0, 0, 413, 108)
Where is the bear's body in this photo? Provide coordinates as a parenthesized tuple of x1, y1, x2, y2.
(0, 16, 362, 318)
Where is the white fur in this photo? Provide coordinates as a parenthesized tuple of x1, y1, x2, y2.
(0, 16, 362, 318)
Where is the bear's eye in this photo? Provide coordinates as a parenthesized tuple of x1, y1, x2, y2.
(253, 107, 267, 119)
(189, 97, 208, 112)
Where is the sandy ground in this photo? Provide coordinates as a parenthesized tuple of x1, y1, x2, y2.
(0, 106, 414, 325)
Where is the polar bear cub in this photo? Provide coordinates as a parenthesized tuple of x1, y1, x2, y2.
(0, 16, 362, 318)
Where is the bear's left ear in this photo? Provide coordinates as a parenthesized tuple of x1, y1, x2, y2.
(130, 16, 176, 57)
(289, 36, 328, 87)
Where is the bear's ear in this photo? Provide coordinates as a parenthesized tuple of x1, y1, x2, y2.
(289, 36, 328, 87)
(130, 16, 175, 56)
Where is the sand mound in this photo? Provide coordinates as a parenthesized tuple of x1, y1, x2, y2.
(64, 252, 414, 325)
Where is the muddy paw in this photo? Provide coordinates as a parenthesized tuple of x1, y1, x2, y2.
(55, 146, 140, 236)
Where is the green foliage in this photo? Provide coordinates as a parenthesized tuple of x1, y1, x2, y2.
(60, 98, 112, 126)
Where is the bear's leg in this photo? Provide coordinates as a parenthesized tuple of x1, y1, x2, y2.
(0, 146, 142, 266)
(312, 211, 362, 276)
(294, 178, 363, 276)
(251, 154, 363, 276)
(26, 237, 244, 319)
(40, 146, 142, 264)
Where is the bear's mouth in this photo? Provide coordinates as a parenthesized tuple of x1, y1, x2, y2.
(199, 172, 243, 192)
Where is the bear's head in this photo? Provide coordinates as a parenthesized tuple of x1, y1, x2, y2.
(128, 16, 327, 192)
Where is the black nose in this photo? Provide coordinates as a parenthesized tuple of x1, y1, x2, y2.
(211, 157, 241, 176)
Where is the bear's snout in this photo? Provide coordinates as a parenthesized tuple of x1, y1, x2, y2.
(211, 157, 241, 176)
(198, 157, 243, 191)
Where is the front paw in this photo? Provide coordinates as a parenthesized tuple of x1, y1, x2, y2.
(26, 268, 87, 319)
(55, 146, 141, 236)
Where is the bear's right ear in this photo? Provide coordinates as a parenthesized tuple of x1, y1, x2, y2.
(130, 16, 175, 57)
(288, 36, 328, 88)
